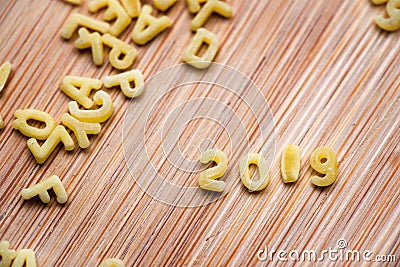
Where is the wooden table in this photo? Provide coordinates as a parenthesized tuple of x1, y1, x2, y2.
(0, 0, 399, 266)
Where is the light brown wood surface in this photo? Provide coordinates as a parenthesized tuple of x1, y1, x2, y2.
(0, 0, 399, 266)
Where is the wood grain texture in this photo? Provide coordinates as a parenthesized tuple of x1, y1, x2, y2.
(0, 0, 399, 266)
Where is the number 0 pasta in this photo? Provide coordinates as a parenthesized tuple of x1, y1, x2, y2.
(239, 153, 269, 191)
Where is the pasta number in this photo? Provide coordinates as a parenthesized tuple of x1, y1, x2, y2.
(198, 146, 338, 193)
(310, 147, 338, 187)
(198, 149, 228, 192)
(239, 153, 270, 192)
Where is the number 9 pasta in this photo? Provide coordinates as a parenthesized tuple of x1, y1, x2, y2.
(310, 147, 338, 187)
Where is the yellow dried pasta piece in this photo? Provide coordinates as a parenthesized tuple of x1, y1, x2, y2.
(12, 109, 56, 140)
(310, 147, 338, 187)
(0, 61, 12, 93)
(239, 153, 269, 191)
(11, 249, 37, 267)
(102, 34, 137, 70)
(281, 144, 300, 183)
(27, 125, 75, 164)
(374, 0, 400, 31)
(21, 175, 68, 204)
(99, 258, 125, 267)
(372, 0, 388, 4)
(75, 28, 104, 66)
(62, 0, 83, 5)
(69, 90, 113, 123)
(89, 0, 131, 36)
(103, 69, 144, 98)
(61, 13, 110, 39)
(191, 0, 232, 31)
(131, 5, 172, 45)
(0, 61, 7, 130)
(61, 75, 103, 109)
(61, 113, 101, 149)
(186, 0, 207, 14)
(199, 149, 228, 192)
(120, 0, 141, 18)
(0, 241, 17, 266)
(182, 28, 219, 69)
(154, 0, 177, 12)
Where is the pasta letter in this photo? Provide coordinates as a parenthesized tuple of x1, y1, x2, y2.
(0, 61, 9, 129)
(69, 90, 113, 123)
(11, 249, 37, 267)
(186, 0, 207, 14)
(62, 0, 82, 5)
(191, 0, 232, 31)
(120, 0, 141, 18)
(99, 258, 125, 267)
(371, 0, 388, 4)
(102, 34, 137, 70)
(27, 125, 75, 164)
(13, 109, 56, 140)
(0, 61, 12, 93)
(61, 13, 110, 39)
(21, 175, 68, 204)
(0, 241, 17, 267)
(61, 76, 103, 109)
(89, 0, 131, 36)
(132, 5, 172, 45)
(154, 0, 177, 12)
(75, 28, 105, 66)
(374, 0, 400, 31)
(103, 69, 144, 98)
(61, 113, 101, 149)
(182, 28, 219, 69)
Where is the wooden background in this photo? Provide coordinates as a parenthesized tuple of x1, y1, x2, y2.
(0, 0, 399, 266)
